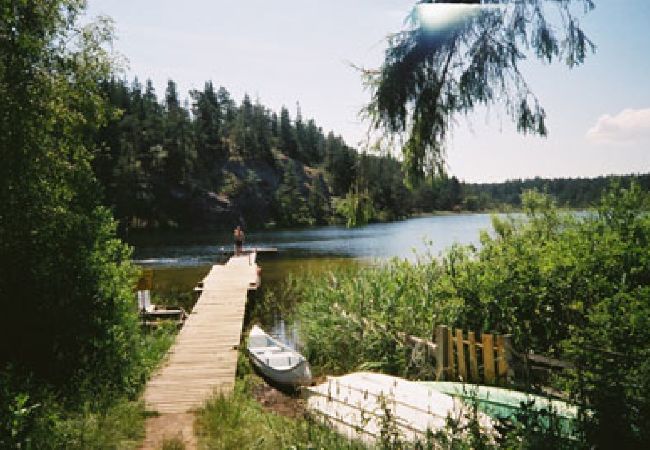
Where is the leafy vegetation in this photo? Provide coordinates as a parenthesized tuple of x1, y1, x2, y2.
(0, 0, 140, 393)
(93, 78, 650, 230)
(292, 183, 650, 448)
(466, 173, 650, 210)
(0, 1, 178, 447)
(99, 75, 650, 232)
(1, 323, 176, 449)
(365, 0, 595, 182)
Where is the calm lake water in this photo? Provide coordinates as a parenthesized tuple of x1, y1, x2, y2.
(133, 213, 496, 267)
(135, 213, 499, 344)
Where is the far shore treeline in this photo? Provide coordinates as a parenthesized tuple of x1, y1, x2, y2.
(93, 77, 650, 233)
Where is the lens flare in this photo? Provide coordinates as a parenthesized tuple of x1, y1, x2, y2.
(415, 3, 502, 36)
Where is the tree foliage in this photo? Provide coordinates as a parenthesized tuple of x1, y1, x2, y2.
(0, 0, 140, 393)
(365, 0, 595, 183)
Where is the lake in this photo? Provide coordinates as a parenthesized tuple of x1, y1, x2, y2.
(134, 213, 499, 342)
(133, 213, 496, 267)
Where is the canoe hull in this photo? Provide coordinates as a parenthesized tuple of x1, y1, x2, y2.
(249, 353, 312, 387)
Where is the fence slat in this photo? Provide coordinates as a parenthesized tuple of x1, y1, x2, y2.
(435, 325, 449, 381)
(482, 333, 495, 384)
(468, 331, 479, 382)
(448, 327, 456, 380)
(496, 334, 509, 384)
(455, 329, 467, 381)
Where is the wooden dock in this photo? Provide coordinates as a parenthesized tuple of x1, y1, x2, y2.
(143, 252, 259, 414)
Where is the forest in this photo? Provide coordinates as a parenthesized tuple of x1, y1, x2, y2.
(93, 78, 411, 231)
(92, 78, 650, 232)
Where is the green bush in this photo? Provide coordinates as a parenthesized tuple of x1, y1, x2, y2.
(0, 323, 176, 448)
(0, 0, 146, 397)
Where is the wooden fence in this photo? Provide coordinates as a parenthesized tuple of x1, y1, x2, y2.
(432, 325, 514, 385)
(325, 303, 568, 386)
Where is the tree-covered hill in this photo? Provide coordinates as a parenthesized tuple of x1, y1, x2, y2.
(93, 78, 416, 232)
(92, 78, 649, 232)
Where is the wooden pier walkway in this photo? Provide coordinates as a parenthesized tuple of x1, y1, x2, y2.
(142, 252, 259, 448)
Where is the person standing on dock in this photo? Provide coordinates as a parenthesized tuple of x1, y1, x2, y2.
(234, 225, 245, 255)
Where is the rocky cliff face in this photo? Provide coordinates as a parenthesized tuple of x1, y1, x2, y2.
(174, 154, 329, 230)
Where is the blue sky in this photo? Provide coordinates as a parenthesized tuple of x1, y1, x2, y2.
(86, 0, 650, 182)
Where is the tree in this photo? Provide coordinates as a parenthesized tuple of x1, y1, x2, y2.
(230, 94, 256, 158)
(163, 79, 193, 188)
(0, 1, 140, 393)
(308, 176, 331, 224)
(279, 106, 298, 159)
(191, 81, 224, 181)
(274, 160, 310, 226)
(365, 0, 595, 184)
(335, 189, 377, 227)
(324, 132, 357, 196)
(252, 98, 273, 162)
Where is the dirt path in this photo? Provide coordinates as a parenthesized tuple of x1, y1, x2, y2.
(141, 413, 197, 450)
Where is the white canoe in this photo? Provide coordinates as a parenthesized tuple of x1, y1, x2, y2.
(247, 325, 312, 387)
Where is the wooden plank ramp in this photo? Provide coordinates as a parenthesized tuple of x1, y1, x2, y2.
(141, 252, 259, 449)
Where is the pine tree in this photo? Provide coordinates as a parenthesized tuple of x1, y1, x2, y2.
(163, 79, 193, 187)
(279, 106, 298, 159)
(274, 160, 310, 226)
(191, 81, 224, 182)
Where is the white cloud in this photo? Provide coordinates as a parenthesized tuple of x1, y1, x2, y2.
(586, 108, 650, 145)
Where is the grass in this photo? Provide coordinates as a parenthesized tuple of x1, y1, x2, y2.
(195, 376, 365, 450)
(288, 258, 445, 379)
(161, 437, 186, 450)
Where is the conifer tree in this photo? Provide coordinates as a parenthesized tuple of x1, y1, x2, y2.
(191, 81, 224, 182)
(163, 79, 193, 187)
(279, 106, 298, 159)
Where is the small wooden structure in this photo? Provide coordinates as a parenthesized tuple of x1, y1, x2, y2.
(401, 325, 571, 385)
(433, 325, 514, 385)
(136, 270, 187, 326)
(143, 252, 259, 413)
(331, 303, 515, 386)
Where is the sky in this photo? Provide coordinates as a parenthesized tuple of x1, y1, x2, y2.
(85, 0, 650, 183)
